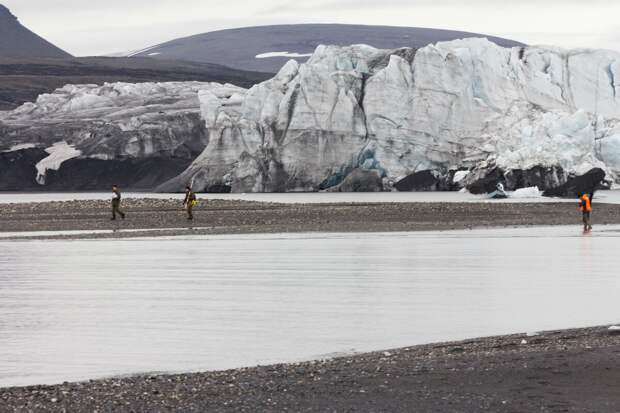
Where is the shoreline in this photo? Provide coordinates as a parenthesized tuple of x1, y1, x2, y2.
(3, 199, 620, 410)
(3, 198, 620, 240)
(2, 324, 620, 411)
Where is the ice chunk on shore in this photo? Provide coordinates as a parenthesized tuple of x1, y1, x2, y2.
(510, 187, 543, 199)
(453, 171, 470, 184)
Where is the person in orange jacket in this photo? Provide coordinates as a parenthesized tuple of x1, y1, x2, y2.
(579, 193, 593, 232)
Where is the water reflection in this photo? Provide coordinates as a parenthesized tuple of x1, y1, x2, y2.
(1, 227, 620, 387)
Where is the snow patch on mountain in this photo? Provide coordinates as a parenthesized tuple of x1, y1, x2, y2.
(126, 45, 160, 58)
(256, 52, 313, 59)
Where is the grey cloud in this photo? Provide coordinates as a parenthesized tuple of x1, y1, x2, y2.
(2, 0, 618, 55)
(263, 0, 615, 14)
(5, 0, 183, 12)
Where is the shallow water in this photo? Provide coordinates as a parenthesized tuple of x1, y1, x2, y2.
(1, 227, 620, 388)
(0, 227, 210, 239)
(2, 190, 616, 204)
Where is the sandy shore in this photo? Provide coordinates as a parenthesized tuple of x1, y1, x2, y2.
(1, 325, 619, 412)
(3, 199, 620, 411)
(2, 198, 620, 238)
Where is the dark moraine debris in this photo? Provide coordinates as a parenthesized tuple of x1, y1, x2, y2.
(465, 167, 505, 195)
(327, 168, 383, 192)
(43, 157, 194, 191)
(0, 147, 48, 190)
(437, 169, 469, 191)
(367, 47, 417, 72)
(203, 184, 232, 193)
(504, 165, 565, 191)
(543, 168, 607, 198)
(394, 170, 440, 191)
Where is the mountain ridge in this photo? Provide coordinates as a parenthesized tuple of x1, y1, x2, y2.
(126, 23, 525, 73)
(0, 4, 71, 59)
(0, 56, 271, 110)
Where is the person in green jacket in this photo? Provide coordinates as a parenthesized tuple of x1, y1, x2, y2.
(111, 185, 126, 220)
(183, 186, 197, 220)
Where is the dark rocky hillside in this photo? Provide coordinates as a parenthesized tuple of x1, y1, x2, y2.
(0, 4, 71, 58)
(0, 57, 271, 110)
(128, 24, 525, 72)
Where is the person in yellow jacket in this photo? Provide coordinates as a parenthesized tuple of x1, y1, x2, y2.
(183, 186, 197, 220)
(579, 193, 593, 232)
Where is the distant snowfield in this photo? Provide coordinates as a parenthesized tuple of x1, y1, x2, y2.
(125, 44, 160, 58)
(255, 51, 313, 59)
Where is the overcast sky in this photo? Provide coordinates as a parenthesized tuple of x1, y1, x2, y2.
(4, 0, 619, 56)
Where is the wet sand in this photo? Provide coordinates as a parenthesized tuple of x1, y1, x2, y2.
(1, 325, 620, 412)
(2, 198, 620, 238)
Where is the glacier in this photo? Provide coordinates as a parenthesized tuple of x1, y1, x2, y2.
(157, 39, 620, 193)
(0, 81, 245, 190)
(1, 38, 619, 193)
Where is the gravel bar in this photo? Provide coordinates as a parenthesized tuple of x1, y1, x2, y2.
(2, 198, 620, 239)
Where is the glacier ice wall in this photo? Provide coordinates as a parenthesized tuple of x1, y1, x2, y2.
(157, 38, 620, 192)
(1, 38, 619, 192)
(0, 82, 245, 188)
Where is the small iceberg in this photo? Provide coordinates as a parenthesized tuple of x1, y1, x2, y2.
(487, 185, 543, 200)
(510, 186, 543, 199)
(488, 183, 508, 199)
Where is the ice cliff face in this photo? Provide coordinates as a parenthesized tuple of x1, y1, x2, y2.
(0, 81, 244, 189)
(2, 38, 620, 192)
(158, 39, 620, 193)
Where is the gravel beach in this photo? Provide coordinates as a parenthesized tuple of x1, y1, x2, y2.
(2, 198, 620, 238)
(3, 198, 620, 412)
(1, 325, 620, 412)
